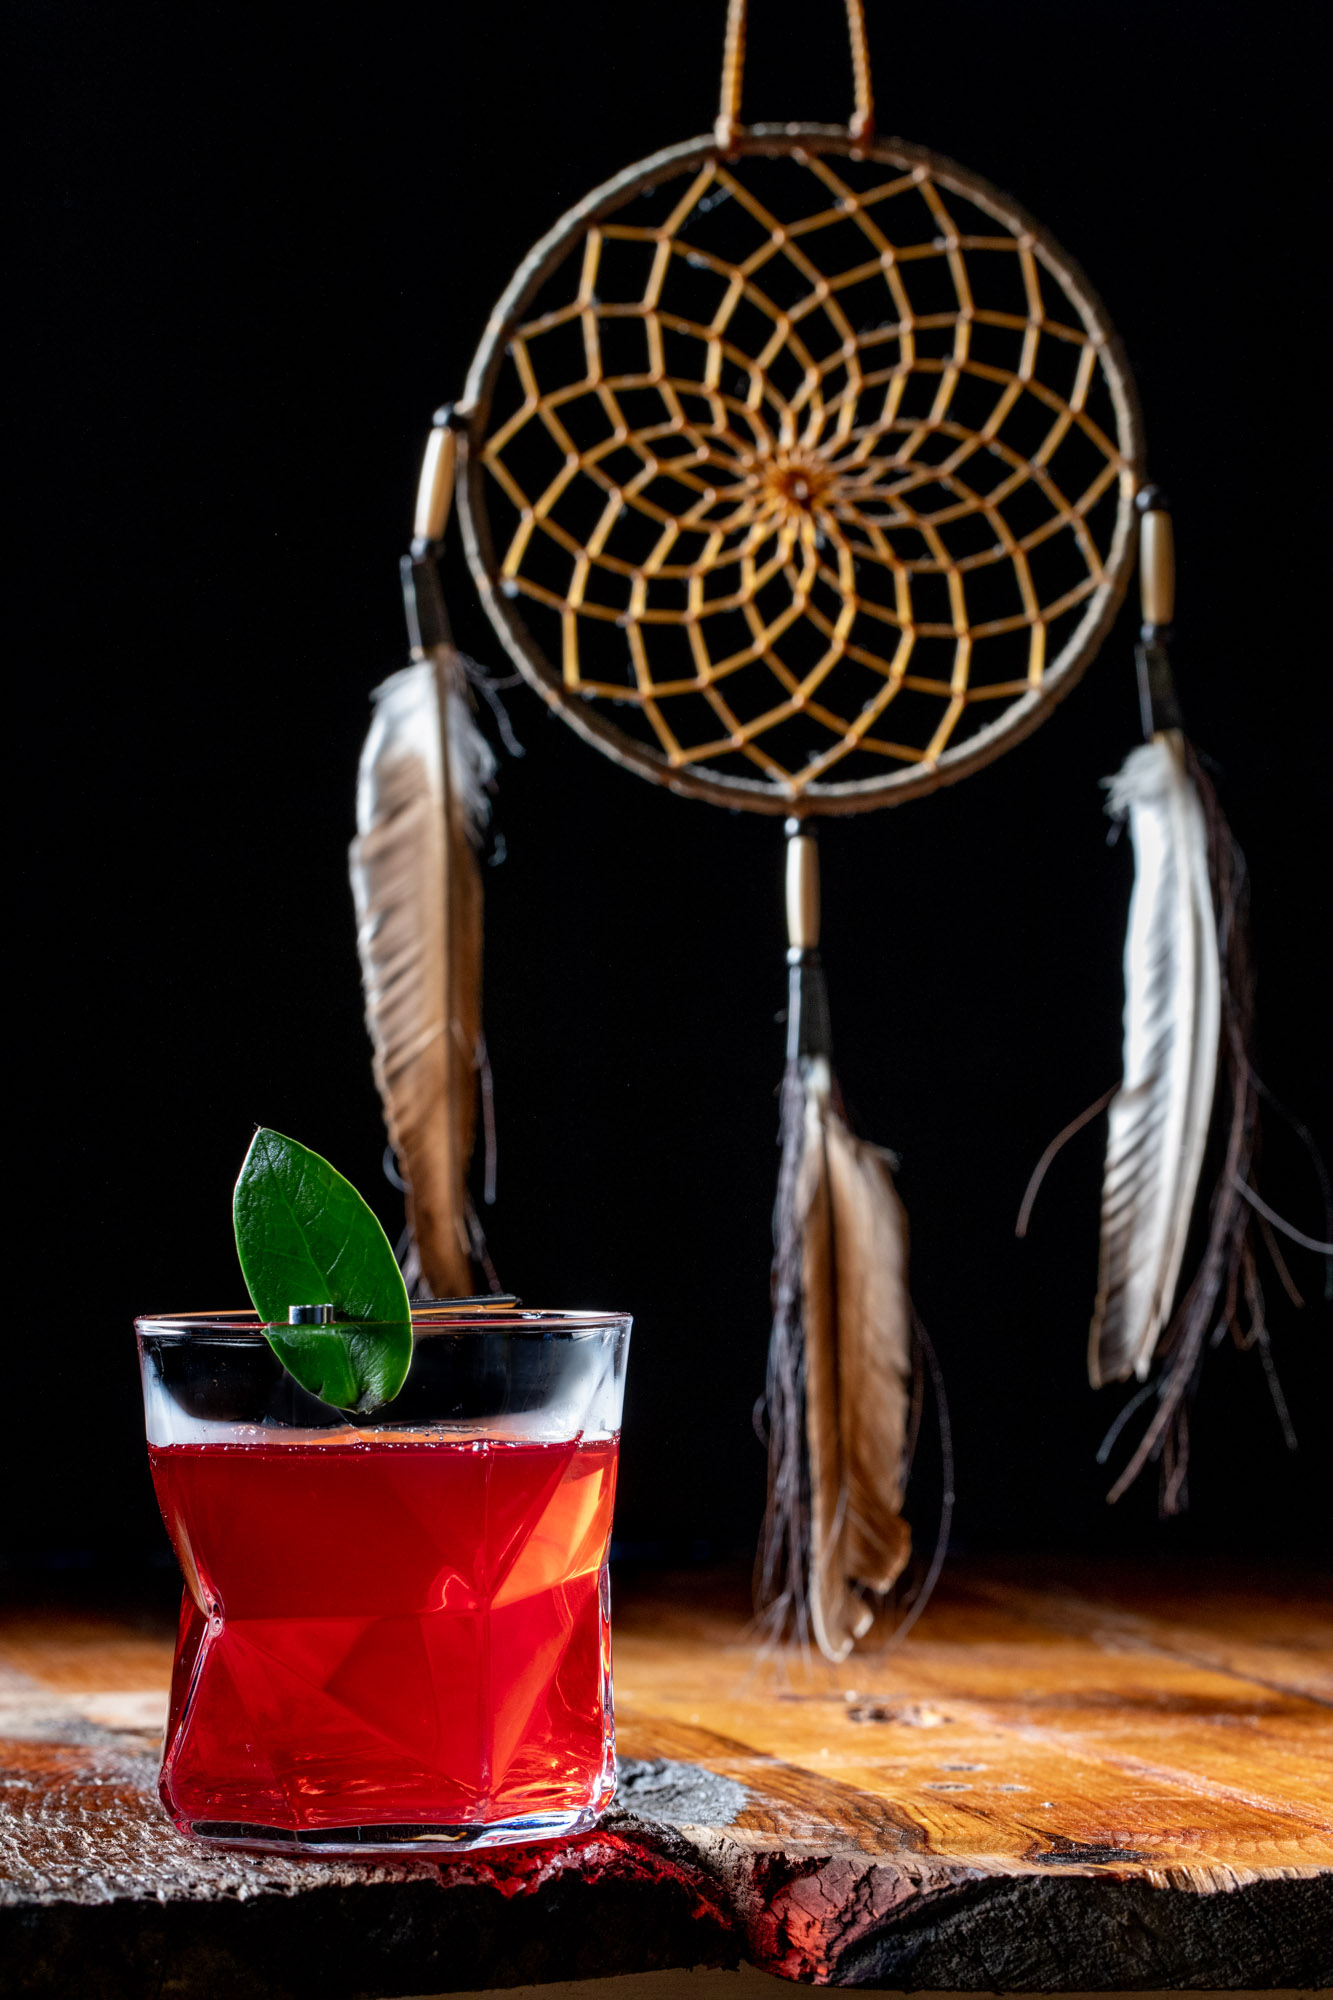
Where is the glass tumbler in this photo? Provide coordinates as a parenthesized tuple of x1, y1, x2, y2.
(136, 1307, 631, 1854)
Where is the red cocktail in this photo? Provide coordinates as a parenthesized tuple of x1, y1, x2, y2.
(137, 1309, 630, 1853)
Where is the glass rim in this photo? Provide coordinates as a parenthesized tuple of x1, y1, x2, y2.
(135, 1306, 630, 1344)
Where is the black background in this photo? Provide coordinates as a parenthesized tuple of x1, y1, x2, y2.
(9, 0, 1330, 1576)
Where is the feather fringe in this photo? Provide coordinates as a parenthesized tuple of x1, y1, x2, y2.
(349, 647, 495, 1298)
(1090, 730, 1221, 1387)
(759, 1057, 913, 1663)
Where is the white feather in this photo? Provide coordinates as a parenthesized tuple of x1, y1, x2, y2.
(1090, 731, 1220, 1386)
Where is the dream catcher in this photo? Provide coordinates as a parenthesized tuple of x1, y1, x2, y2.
(351, 0, 1153, 1658)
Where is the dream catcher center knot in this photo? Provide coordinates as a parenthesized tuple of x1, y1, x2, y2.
(758, 448, 838, 521)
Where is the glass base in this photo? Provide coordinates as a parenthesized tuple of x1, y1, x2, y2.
(176, 1799, 610, 1857)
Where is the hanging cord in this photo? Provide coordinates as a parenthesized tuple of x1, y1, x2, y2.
(716, 0, 747, 150)
(844, 0, 875, 140)
(716, 0, 875, 149)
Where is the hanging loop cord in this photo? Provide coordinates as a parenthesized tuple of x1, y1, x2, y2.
(715, 0, 876, 150)
(845, 0, 875, 141)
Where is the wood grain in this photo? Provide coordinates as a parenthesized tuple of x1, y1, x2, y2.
(1, 1563, 1330, 1997)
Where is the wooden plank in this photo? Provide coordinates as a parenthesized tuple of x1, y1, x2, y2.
(957, 1566, 1333, 1704)
(1, 1565, 1330, 1997)
(612, 1572, 1333, 1866)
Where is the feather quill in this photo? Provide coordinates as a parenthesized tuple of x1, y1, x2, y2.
(349, 646, 494, 1298)
(1090, 729, 1220, 1386)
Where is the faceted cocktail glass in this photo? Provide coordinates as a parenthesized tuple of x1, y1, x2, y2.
(136, 1307, 630, 1855)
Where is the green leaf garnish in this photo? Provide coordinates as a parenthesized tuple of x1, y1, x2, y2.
(263, 1320, 411, 1413)
(233, 1128, 412, 1411)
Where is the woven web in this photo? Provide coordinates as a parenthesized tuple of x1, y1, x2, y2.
(477, 148, 1130, 797)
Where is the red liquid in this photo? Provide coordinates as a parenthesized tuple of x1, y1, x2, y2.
(149, 1435, 618, 1838)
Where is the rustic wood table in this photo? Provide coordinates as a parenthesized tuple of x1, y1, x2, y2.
(2, 1561, 1329, 1997)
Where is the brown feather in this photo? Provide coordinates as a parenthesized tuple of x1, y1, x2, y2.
(826, 1113, 913, 1593)
(800, 1064, 914, 1662)
(795, 1084, 848, 1659)
(349, 648, 492, 1298)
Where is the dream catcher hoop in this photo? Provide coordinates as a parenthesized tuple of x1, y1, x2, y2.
(453, 3, 1143, 814)
(352, 0, 1325, 1664)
